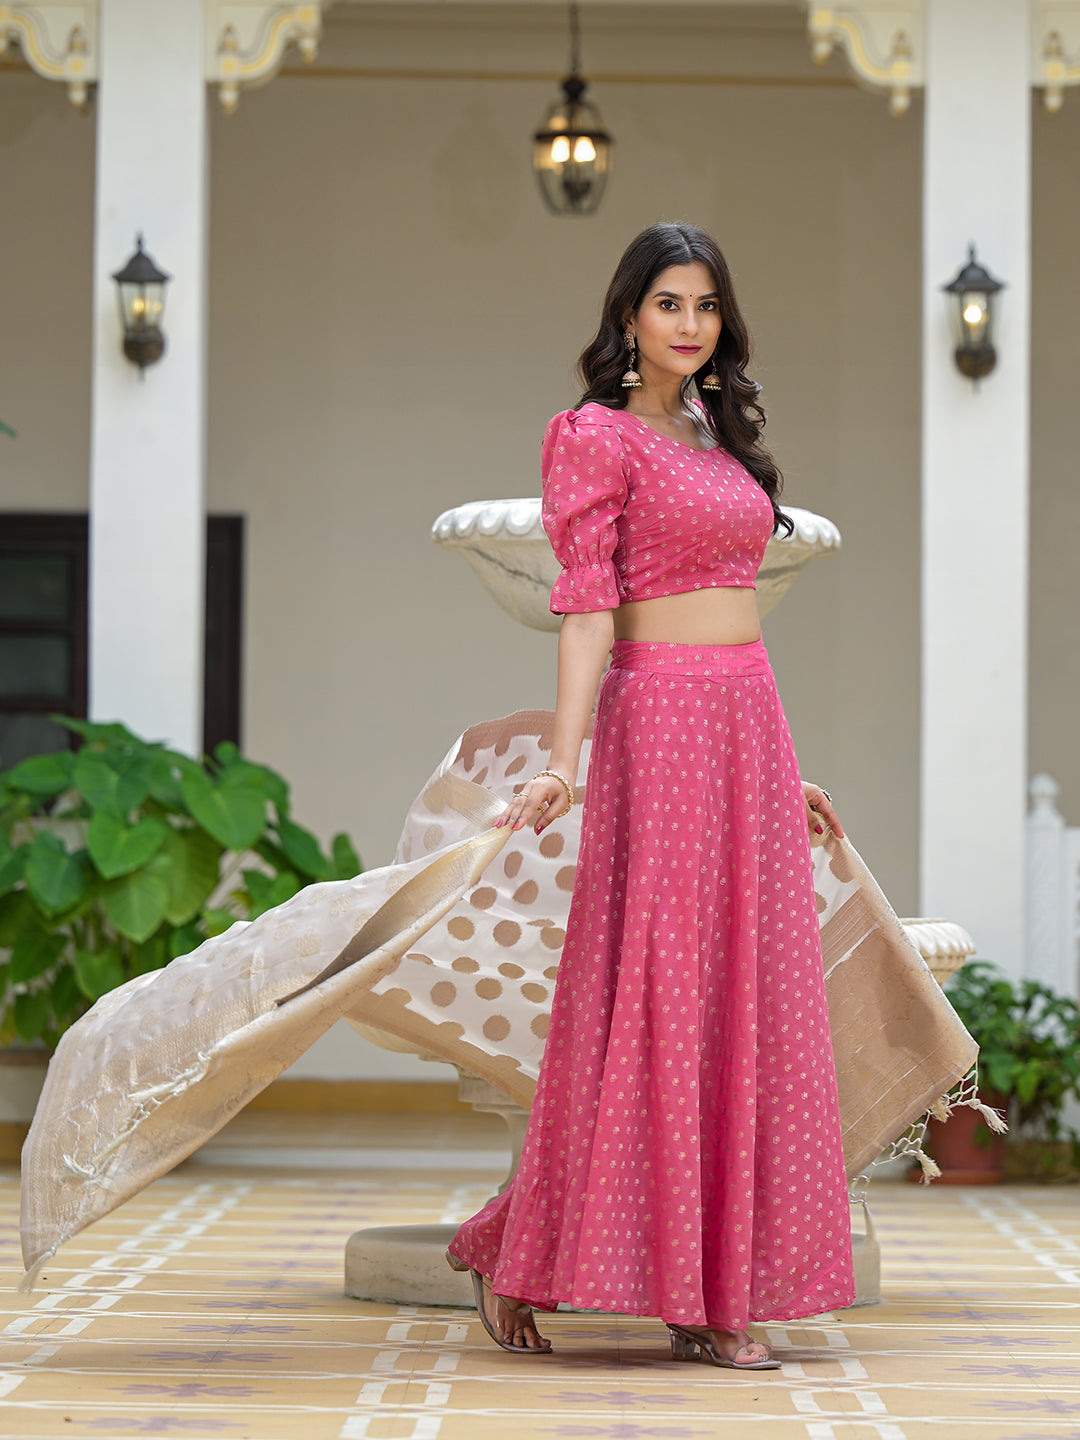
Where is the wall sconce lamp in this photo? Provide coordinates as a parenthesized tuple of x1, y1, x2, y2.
(943, 245, 1004, 381)
(532, 3, 612, 215)
(112, 235, 171, 371)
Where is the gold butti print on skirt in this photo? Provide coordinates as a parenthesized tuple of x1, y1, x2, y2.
(349, 708, 976, 1180)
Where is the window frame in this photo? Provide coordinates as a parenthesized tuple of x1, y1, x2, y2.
(0, 514, 89, 748)
(0, 512, 242, 762)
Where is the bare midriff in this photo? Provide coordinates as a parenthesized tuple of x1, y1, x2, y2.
(612, 586, 761, 646)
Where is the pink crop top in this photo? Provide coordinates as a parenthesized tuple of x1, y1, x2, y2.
(540, 402, 775, 615)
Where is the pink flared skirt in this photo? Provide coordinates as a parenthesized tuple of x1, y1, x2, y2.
(450, 638, 855, 1327)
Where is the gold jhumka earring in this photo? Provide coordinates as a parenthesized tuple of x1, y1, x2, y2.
(700, 352, 722, 390)
(621, 333, 642, 389)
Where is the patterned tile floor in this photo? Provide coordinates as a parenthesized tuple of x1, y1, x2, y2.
(1, 1110, 1078, 1439)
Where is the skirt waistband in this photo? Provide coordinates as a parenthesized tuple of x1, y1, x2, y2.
(609, 637, 770, 679)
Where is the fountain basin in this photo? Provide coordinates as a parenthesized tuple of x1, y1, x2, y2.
(432, 498, 841, 631)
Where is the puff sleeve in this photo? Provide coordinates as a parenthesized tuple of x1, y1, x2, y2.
(540, 408, 630, 615)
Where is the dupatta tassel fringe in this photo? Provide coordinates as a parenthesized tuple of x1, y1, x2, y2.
(851, 1065, 1007, 1193)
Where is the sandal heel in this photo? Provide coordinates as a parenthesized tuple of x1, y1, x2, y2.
(445, 1249, 469, 1273)
(668, 1325, 699, 1360)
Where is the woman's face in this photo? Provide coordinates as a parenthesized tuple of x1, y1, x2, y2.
(628, 261, 723, 385)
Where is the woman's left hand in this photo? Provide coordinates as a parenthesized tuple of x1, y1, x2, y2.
(801, 781, 845, 840)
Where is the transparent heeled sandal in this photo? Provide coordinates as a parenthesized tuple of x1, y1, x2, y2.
(668, 1323, 781, 1370)
(446, 1250, 553, 1354)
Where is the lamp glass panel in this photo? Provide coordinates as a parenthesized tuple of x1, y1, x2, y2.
(534, 154, 610, 213)
(959, 289, 992, 347)
(118, 281, 165, 333)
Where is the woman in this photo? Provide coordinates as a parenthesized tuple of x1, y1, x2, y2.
(447, 222, 855, 1369)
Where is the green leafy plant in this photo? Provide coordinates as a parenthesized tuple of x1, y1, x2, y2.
(944, 960, 1080, 1164)
(0, 719, 361, 1047)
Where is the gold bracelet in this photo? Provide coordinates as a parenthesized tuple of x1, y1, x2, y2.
(532, 769, 575, 819)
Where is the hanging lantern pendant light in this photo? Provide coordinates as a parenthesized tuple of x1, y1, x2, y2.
(533, 3, 613, 215)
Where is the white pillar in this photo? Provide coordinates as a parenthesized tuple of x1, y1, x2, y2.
(1025, 774, 1070, 994)
(89, 0, 207, 754)
(920, 0, 1031, 976)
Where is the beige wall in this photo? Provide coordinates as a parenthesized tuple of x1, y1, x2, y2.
(0, 73, 93, 510)
(1, 6, 1077, 1012)
(1031, 96, 1080, 824)
(205, 4, 925, 914)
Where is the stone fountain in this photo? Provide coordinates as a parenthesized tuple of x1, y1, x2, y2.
(430, 498, 842, 630)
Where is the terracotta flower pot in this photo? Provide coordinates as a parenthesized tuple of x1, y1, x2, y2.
(922, 1093, 1008, 1185)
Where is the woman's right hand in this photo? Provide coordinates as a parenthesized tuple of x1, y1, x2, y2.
(490, 609, 608, 839)
(493, 774, 572, 836)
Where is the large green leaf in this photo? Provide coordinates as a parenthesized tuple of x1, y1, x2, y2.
(274, 817, 327, 881)
(59, 717, 139, 746)
(10, 924, 67, 983)
(24, 831, 91, 915)
(160, 825, 221, 925)
(1016, 1064, 1044, 1107)
(87, 812, 168, 879)
(202, 907, 241, 938)
(6, 750, 75, 798)
(0, 889, 31, 946)
(182, 768, 266, 851)
(13, 989, 52, 1042)
(111, 750, 152, 812)
(242, 867, 300, 919)
(167, 921, 203, 961)
(131, 931, 169, 976)
(214, 743, 290, 810)
(0, 839, 28, 896)
(102, 861, 170, 942)
(74, 944, 126, 1001)
(330, 832, 362, 880)
(145, 750, 192, 809)
(72, 749, 122, 814)
(73, 742, 151, 814)
(252, 835, 293, 876)
(50, 963, 82, 1023)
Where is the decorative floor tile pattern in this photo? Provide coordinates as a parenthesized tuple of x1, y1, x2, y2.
(1, 1112, 1078, 1439)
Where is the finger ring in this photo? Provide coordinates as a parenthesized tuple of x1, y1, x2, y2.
(820, 789, 832, 804)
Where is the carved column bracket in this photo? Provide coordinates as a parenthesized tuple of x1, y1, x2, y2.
(810, 1, 1080, 117)
(207, 1, 328, 114)
(1036, 3, 1080, 112)
(0, 2, 97, 107)
(807, 2, 923, 117)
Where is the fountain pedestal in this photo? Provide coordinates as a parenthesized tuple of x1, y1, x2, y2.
(344, 1067, 524, 1308)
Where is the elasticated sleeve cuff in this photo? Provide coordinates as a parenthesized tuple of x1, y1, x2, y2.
(540, 409, 629, 616)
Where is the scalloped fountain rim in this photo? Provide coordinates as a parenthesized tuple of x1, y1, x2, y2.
(433, 498, 841, 550)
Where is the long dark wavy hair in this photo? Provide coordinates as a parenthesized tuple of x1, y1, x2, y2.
(578, 221, 792, 536)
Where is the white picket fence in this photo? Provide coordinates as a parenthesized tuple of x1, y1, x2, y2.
(1026, 773, 1080, 999)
